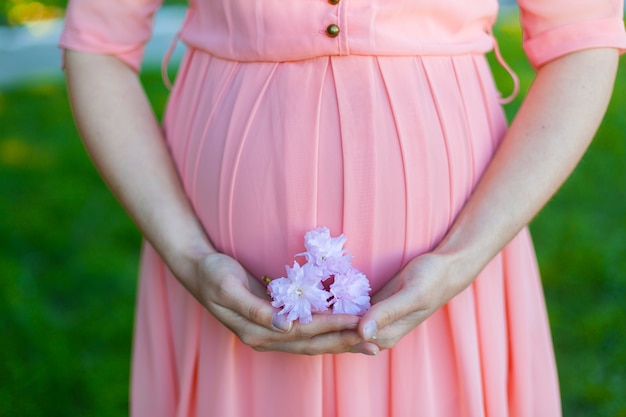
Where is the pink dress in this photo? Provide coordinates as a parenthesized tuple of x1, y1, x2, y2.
(60, 1, 626, 416)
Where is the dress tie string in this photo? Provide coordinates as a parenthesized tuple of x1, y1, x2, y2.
(488, 28, 520, 105)
(161, 7, 194, 89)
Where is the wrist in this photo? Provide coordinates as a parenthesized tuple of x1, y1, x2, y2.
(429, 236, 493, 295)
(155, 225, 217, 282)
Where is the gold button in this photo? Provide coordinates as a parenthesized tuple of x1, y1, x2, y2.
(328, 0, 340, 4)
(326, 24, 340, 38)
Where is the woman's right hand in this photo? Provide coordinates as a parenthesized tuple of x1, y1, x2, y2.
(186, 251, 380, 356)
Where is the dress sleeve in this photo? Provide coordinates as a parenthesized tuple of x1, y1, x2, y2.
(59, 0, 164, 71)
(518, 0, 626, 68)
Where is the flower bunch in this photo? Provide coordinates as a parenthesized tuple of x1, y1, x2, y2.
(267, 227, 371, 324)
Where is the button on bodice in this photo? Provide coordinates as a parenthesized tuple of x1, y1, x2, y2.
(326, 24, 340, 38)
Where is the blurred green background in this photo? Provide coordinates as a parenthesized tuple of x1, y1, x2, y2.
(1, 1, 625, 416)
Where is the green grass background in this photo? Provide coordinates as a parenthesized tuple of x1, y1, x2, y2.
(1, 9, 625, 417)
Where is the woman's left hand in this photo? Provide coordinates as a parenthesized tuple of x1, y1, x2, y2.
(357, 253, 469, 350)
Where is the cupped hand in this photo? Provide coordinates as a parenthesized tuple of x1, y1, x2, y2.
(189, 252, 379, 356)
(357, 253, 470, 350)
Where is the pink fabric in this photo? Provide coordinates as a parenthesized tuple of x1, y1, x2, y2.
(59, 1, 626, 416)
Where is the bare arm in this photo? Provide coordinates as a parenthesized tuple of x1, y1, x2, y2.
(360, 48, 620, 346)
(64, 50, 376, 355)
(65, 51, 209, 282)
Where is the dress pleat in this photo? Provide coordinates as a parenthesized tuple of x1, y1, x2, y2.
(475, 256, 510, 417)
(132, 245, 177, 417)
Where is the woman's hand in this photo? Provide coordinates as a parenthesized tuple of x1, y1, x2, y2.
(357, 254, 464, 350)
(183, 251, 380, 356)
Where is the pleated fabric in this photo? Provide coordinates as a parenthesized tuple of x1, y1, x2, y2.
(130, 50, 561, 417)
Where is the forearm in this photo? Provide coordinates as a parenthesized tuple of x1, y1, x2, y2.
(433, 48, 619, 291)
(64, 50, 215, 281)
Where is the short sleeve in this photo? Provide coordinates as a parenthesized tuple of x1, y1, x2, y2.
(59, 0, 164, 71)
(518, 0, 626, 68)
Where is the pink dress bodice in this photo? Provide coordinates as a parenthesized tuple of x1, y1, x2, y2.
(60, 0, 626, 70)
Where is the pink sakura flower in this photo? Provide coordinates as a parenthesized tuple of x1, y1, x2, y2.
(299, 227, 353, 276)
(268, 262, 330, 324)
(268, 227, 372, 323)
(330, 267, 371, 315)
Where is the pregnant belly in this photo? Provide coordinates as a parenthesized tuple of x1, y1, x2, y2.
(163, 50, 506, 292)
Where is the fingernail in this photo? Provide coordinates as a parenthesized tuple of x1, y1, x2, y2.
(363, 320, 378, 340)
(345, 323, 358, 330)
(272, 313, 292, 332)
(357, 345, 379, 356)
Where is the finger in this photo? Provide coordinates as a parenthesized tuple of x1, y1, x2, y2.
(213, 277, 289, 332)
(358, 287, 420, 341)
(245, 275, 293, 330)
(261, 329, 367, 355)
(247, 274, 271, 299)
(288, 313, 361, 338)
(353, 341, 380, 356)
(216, 307, 373, 353)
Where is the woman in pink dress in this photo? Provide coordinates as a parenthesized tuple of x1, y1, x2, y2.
(60, 0, 625, 416)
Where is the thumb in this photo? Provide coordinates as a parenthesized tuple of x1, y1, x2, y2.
(220, 277, 294, 333)
(358, 287, 417, 341)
